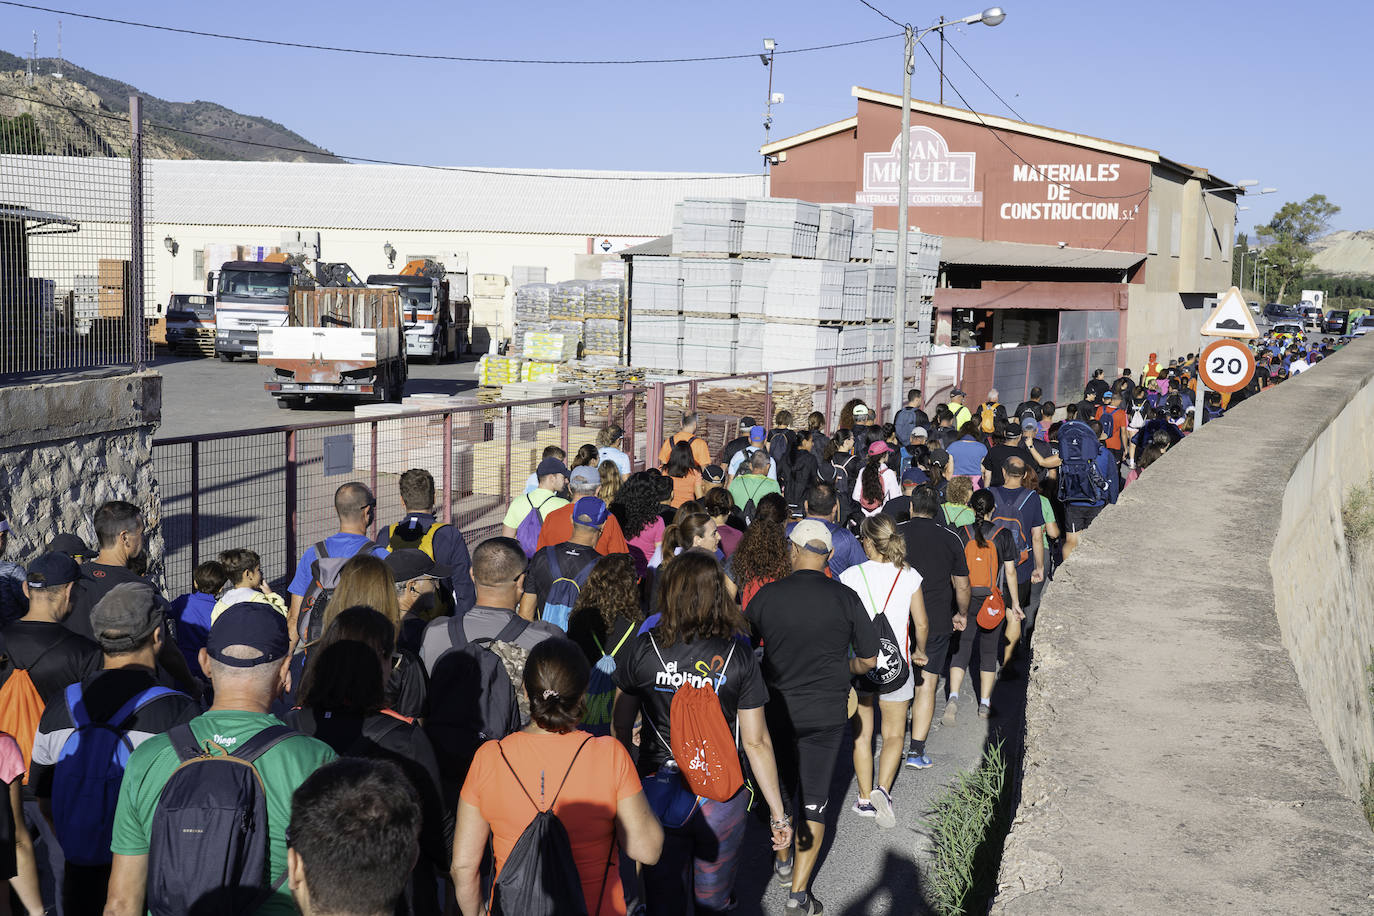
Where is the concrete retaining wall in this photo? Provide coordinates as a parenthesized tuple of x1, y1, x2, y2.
(993, 341, 1374, 914)
(0, 371, 165, 578)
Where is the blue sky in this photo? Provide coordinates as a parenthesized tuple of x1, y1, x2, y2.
(1, 0, 1363, 235)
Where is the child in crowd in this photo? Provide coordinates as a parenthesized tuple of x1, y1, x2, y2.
(169, 559, 227, 679)
(211, 548, 287, 622)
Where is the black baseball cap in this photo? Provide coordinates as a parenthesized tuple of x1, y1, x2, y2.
(25, 552, 81, 588)
(207, 603, 290, 667)
(702, 464, 725, 483)
(536, 457, 571, 478)
(386, 548, 452, 582)
(48, 533, 94, 561)
(738, 416, 756, 430)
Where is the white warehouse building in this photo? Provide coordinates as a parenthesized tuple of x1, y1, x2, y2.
(4, 155, 766, 350)
(148, 160, 766, 349)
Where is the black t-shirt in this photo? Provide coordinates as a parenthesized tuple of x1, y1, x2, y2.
(67, 563, 156, 640)
(983, 444, 1033, 488)
(288, 707, 450, 871)
(720, 435, 751, 469)
(0, 620, 101, 705)
(567, 608, 638, 671)
(1112, 376, 1136, 403)
(524, 543, 601, 610)
(881, 494, 914, 522)
(744, 570, 879, 730)
(1013, 400, 1043, 422)
(934, 426, 961, 449)
(897, 517, 969, 636)
(1086, 378, 1110, 401)
(613, 631, 767, 776)
(31, 667, 198, 800)
(786, 450, 820, 506)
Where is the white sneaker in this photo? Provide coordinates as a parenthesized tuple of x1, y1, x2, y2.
(871, 786, 896, 828)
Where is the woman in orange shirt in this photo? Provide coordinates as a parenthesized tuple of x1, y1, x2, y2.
(662, 441, 704, 509)
(452, 639, 663, 916)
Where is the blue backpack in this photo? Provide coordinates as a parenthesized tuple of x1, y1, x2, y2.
(1057, 420, 1109, 507)
(147, 724, 297, 916)
(516, 493, 559, 558)
(51, 683, 180, 866)
(540, 548, 595, 632)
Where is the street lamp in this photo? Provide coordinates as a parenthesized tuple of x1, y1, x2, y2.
(762, 39, 778, 171)
(891, 8, 1005, 413)
(163, 235, 178, 257)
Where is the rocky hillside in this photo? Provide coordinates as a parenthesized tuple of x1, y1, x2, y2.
(1310, 230, 1374, 277)
(0, 52, 338, 162)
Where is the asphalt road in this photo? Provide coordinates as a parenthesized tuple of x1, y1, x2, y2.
(150, 351, 483, 438)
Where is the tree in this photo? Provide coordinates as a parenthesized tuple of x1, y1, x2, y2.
(1231, 231, 1248, 289)
(0, 112, 44, 155)
(1255, 194, 1340, 302)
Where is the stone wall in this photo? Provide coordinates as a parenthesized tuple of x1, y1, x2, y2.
(1270, 375, 1374, 797)
(0, 371, 164, 580)
(992, 341, 1374, 914)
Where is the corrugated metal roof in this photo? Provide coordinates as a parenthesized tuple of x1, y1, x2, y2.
(0, 156, 768, 235)
(940, 236, 1144, 270)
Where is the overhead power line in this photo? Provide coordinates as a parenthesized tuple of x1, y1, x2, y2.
(853, 0, 905, 30)
(0, 1, 901, 65)
(941, 35, 1026, 123)
(0, 89, 765, 181)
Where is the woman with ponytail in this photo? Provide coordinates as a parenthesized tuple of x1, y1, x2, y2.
(838, 514, 927, 826)
(852, 441, 900, 517)
(946, 489, 1022, 724)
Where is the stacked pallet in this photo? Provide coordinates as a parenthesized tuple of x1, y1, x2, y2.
(97, 259, 130, 319)
(554, 359, 643, 391)
(742, 199, 820, 258)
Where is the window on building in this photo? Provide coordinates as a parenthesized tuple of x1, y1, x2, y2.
(193, 248, 205, 281)
(1147, 205, 1159, 255)
(1170, 212, 1182, 258)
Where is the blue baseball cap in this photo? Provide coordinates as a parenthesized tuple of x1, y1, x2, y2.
(207, 603, 290, 667)
(901, 466, 928, 485)
(749, 425, 766, 443)
(573, 496, 609, 528)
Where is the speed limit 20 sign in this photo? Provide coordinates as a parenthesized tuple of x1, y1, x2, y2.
(1200, 338, 1256, 393)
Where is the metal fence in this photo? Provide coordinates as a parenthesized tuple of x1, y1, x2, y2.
(150, 338, 1117, 596)
(0, 93, 152, 376)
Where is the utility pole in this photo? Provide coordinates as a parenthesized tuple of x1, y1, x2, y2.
(761, 39, 777, 174)
(892, 25, 915, 415)
(938, 17, 945, 104)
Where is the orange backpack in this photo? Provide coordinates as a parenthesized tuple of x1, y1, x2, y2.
(650, 636, 744, 803)
(0, 664, 47, 784)
(962, 525, 1008, 630)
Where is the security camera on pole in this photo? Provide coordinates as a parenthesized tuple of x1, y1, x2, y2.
(890, 8, 1005, 415)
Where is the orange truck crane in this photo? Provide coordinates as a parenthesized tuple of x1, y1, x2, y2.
(366, 259, 458, 363)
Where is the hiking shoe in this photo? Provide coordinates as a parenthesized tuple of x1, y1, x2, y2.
(786, 894, 824, 913)
(774, 852, 794, 885)
(851, 798, 877, 817)
(942, 698, 958, 726)
(977, 703, 992, 719)
(871, 786, 897, 828)
(905, 752, 933, 769)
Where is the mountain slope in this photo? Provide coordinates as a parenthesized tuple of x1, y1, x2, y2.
(0, 51, 339, 162)
(1310, 230, 1374, 277)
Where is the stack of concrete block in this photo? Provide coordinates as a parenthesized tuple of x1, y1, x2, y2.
(842, 265, 868, 323)
(673, 198, 746, 256)
(631, 257, 681, 313)
(682, 317, 737, 374)
(816, 205, 855, 262)
(681, 259, 739, 315)
(742, 198, 820, 258)
(764, 260, 845, 323)
(845, 205, 875, 261)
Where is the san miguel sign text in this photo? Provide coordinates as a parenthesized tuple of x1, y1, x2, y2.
(858, 126, 982, 207)
(858, 125, 1135, 223)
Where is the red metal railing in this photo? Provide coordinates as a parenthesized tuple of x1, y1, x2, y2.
(151, 340, 1115, 594)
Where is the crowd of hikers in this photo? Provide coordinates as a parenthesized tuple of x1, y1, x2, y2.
(0, 331, 1314, 916)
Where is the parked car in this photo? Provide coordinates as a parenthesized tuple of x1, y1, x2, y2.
(1352, 316, 1374, 339)
(1324, 310, 1350, 335)
(1262, 303, 1301, 325)
(1269, 321, 1304, 342)
(1300, 306, 1323, 330)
